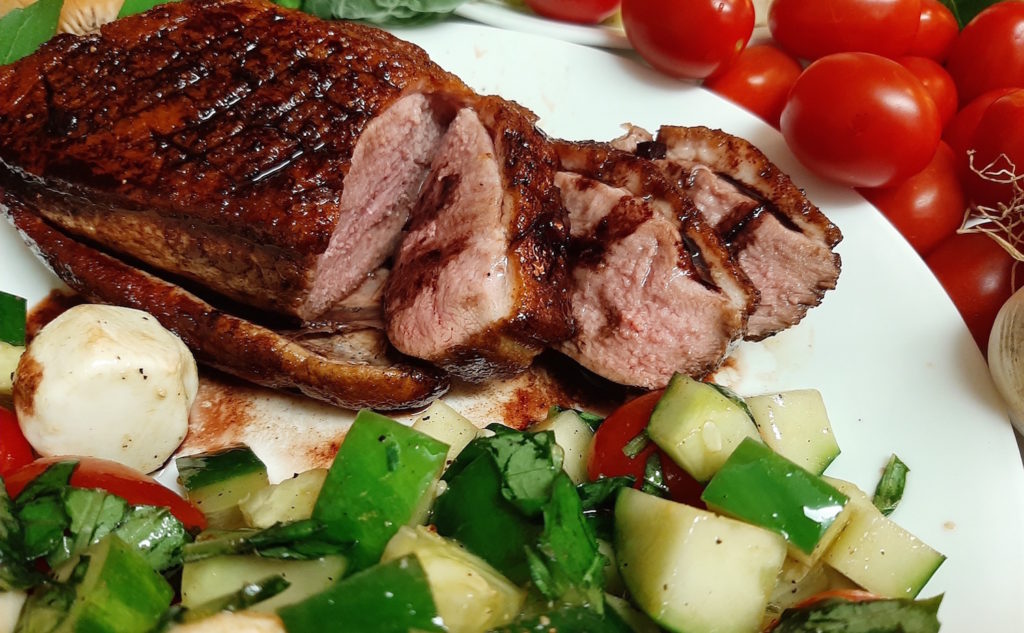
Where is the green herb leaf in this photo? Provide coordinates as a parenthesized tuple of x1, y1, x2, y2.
(17, 494, 70, 560)
(640, 453, 669, 498)
(16, 460, 76, 504)
(0, 0, 61, 66)
(300, 0, 466, 25)
(117, 0, 178, 18)
(113, 505, 188, 571)
(577, 476, 634, 510)
(621, 429, 649, 459)
(14, 580, 77, 633)
(939, 0, 1000, 27)
(873, 454, 909, 517)
(183, 519, 337, 562)
(773, 595, 942, 633)
(0, 479, 45, 591)
(459, 428, 563, 516)
(47, 488, 128, 568)
(174, 575, 291, 624)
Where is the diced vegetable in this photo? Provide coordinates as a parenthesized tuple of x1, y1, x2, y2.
(0, 590, 26, 633)
(532, 409, 595, 484)
(381, 525, 524, 633)
(311, 410, 448, 571)
(821, 478, 945, 599)
(181, 555, 347, 612)
(412, 400, 482, 467)
(276, 556, 443, 633)
(772, 594, 942, 633)
(239, 468, 327, 529)
(615, 488, 787, 633)
(0, 342, 22, 400)
(490, 603, 633, 633)
(0, 408, 34, 478)
(701, 437, 848, 555)
(176, 576, 290, 624)
(0, 291, 26, 347)
(745, 389, 840, 475)
(647, 374, 761, 482)
(872, 454, 909, 516)
(177, 445, 270, 529)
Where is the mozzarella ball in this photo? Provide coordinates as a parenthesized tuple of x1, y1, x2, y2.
(13, 304, 199, 473)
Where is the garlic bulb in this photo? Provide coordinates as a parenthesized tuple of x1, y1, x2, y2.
(988, 286, 1024, 434)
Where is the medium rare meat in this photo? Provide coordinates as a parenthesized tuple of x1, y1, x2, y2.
(551, 141, 753, 387)
(618, 126, 842, 340)
(6, 198, 448, 410)
(0, 0, 474, 322)
(385, 98, 574, 381)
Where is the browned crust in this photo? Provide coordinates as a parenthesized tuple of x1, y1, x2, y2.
(0, 0, 472, 317)
(4, 194, 450, 410)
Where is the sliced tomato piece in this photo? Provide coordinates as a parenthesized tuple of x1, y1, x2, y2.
(587, 390, 705, 506)
(0, 407, 35, 477)
(5, 456, 206, 531)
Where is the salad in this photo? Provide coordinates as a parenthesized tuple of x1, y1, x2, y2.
(0, 293, 946, 633)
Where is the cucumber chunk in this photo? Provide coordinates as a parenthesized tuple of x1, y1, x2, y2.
(0, 590, 26, 633)
(239, 468, 327, 529)
(382, 525, 524, 633)
(177, 445, 269, 529)
(745, 389, 840, 475)
(615, 488, 786, 633)
(181, 555, 347, 612)
(413, 401, 482, 468)
(647, 374, 761, 482)
(532, 409, 594, 484)
(0, 291, 26, 347)
(701, 437, 848, 556)
(822, 478, 945, 599)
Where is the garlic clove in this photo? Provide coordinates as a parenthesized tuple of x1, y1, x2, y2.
(988, 286, 1024, 434)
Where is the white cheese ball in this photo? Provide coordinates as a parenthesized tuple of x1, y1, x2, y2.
(13, 304, 199, 473)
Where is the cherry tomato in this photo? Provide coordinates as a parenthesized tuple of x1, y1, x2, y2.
(5, 456, 206, 531)
(780, 53, 942, 188)
(896, 56, 958, 128)
(945, 1, 1024, 105)
(703, 44, 803, 128)
(961, 89, 1024, 210)
(523, 0, 620, 24)
(621, 0, 755, 80)
(926, 231, 1018, 350)
(768, 0, 921, 60)
(859, 142, 965, 257)
(907, 0, 959, 62)
(0, 407, 34, 477)
(587, 390, 705, 506)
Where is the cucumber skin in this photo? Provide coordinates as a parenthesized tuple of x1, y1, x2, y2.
(176, 445, 268, 492)
(312, 410, 448, 572)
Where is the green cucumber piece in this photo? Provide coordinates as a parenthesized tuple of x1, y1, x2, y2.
(176, 445, 269, 529)
(412, 401, 482, 468)
(647, 374, 761, 482)
(701, 437, 848, 555)
(382, 525, 525, 632)
(181, 554, 347, 612)
(0, 291, 26, 347)
(59, 535, 173, 633)
(276, 555, 443, 633)
(615, 488, 787, 633)
(239, 468, 327, 529)
(312, 410, 448, 572)
(745, 389, 840, 475)
(533, 409, 595, 485)
(490, 603, 633, 633)
(822, 478, 945, 599)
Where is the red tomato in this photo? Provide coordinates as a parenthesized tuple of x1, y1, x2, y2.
(961, 89, 1024, 210)
(768, 0, 921, 60)
(780, 53, 942, 188)
(5, 456, 206, 531)
(943, 88, 1017, 164)
(523, 0, 620, 24)
(703, 44, 803, 128)
(859, 142, 965, 257)
(945, 1, 1024, 105)
(896, 56, 958, 128)
(587, 390, 705, 506)
(926, 231, 1019, 350)
(907, 0, 959, 62)
(0, 407, 34, 477)
(621, 0, 755, 80)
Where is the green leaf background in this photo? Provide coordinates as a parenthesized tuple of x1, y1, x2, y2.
(0, 0, 62, 65)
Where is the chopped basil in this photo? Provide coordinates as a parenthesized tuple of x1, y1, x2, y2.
(173, 576, 291, 624)
(301, 0, 465, 25)
(0, 480, 44, 591)
(621, 430, 650, 459)
(774, 595, 942, 633)
(577, 476, 635, 511)
(183, 519, 338, 562)
(873, 454, 910, 517)
(640, 453, 670, 499)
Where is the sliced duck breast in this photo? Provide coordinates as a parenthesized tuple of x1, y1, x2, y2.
(384, 97, 573, 381)
(553, 169, 745, 388)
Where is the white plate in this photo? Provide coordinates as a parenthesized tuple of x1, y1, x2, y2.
(454, 1, 630, 49)
(3, 21, 1024, 631)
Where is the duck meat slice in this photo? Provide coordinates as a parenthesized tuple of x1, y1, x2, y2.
(550, 140, 753, 388)
(618, 125, 842, 340)
(0, 0, 476, 323)
(5, 197, 449, 410)
(384, 97, 574, 382)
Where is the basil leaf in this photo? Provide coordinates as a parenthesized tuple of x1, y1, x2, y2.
(774, 595, 942, 633)
(15, 460, 76, 505)
(113, 505, 188, 571)
(174, 575, 291, 624)
(17, 494, 69, 560)
(873, 454, 909, 517)
(577, 476, 634, 511)
(0, 0, 61, 66)
(457, 428, 563, 516)
(117, 0, 178, 18)
(184, 519, 336, 562)
(640, 453, 669, 498)
(0, 480, 44, 591)
(940, 0, 1000, 27)
(300, 0, 466, 25)
(47, 488, 128, 568)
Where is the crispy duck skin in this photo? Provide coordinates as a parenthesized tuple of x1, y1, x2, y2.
(6, 197, 450, 410)
(0, 0, 474, 322)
